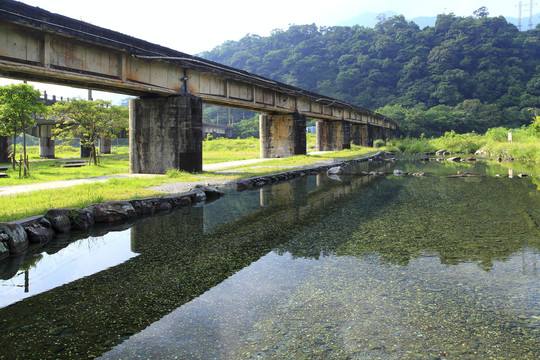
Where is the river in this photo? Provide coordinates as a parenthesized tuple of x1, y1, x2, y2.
(0, 158, 539, 359)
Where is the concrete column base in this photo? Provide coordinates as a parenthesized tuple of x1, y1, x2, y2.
(0, 136, 11, 163)
(39, 137, 55, 158)
(351, 124, 369, 146)
(129, 95, 203, 174)
(315, 120, 351, 151)
(259, 112, 306, 158)
(80, 144, 92, 158)
(99, 138, 111, 154)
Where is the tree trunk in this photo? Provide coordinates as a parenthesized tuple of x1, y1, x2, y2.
(23, 130, 28, 177)
(92, 143, 97, 165)
(11, 134, 16, 170)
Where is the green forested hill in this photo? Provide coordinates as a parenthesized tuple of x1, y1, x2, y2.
(200, 14, 540, 137)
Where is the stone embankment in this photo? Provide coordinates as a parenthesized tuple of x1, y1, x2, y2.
(0, 185, 223, 261)
(0, 152, 384, 261)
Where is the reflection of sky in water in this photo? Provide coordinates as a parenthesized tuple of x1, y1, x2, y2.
(99, 248, 540, 360)
(0, 229, 138, 308)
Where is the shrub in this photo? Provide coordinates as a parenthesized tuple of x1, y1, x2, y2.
(373, 139, 385, 148)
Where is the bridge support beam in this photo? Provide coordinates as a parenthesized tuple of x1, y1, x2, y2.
(259, 112, 306, 158)
(316, 120, 351, 151)
(129, 95, 203, 174)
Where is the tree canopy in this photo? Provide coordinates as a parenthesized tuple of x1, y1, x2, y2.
(200, 13, 540, 137)
(0, 83, 47, 173)
(49, 99, 128, 164)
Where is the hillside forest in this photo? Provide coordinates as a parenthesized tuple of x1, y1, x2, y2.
(200, 10, 540, 138)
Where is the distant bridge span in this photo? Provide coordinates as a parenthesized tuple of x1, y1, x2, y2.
(0, 0, 397, 173)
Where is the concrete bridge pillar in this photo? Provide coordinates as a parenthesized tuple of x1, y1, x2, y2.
(350, 123, 364, 146)
(129, 95, 203, 174)
(99, 137, 111, 154)
(0, 136, 11, 163)
(315, 120, 351, 151)
(39, 137, 55, 158)
(366, 123, 374, 147)
(37, 125, 55, 158)
(259, 111, 306, 158)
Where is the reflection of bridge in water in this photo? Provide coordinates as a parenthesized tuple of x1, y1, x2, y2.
(0, 159, 395, 358)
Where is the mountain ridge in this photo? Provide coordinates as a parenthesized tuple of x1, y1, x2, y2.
(338, 10, 540, 30)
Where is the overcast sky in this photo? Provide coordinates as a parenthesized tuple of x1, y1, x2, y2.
(0, 0, 527, 102)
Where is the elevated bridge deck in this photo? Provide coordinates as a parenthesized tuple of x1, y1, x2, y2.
(0, 0, 397, 173)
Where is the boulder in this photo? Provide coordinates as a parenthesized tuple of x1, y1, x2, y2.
(447, 156, 461, 162)
(0, 234, 9, 260)
(129, 199, 156, 215)
(85, 201, 137, 223)
(327, 166, 345, 176)
(153, 198, 172, 212)
(475, 148, 488, 156)
(165, 194, 192, 207)
(449, 171, 485, 178)
(393, 170, 404, 176)
(25, 225, 55, 244)
(195, 184, 225, 198)
(191, 188, 207, 203)
(0, 223, 28, 255)
(69, 209, 95, 231)
(466, 156, 476, 162)
(44, 209, 71, 233)
(435, 149, 446, 156)
(39, 217, 52, 228)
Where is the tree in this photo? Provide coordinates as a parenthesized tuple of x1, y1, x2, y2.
(49, 99, 128, 165)
(473, 7, 489, 19)
(0, 84, 47, 175)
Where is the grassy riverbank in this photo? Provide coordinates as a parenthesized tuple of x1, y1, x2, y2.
(385, 126, 540, 163)
(0, 138, 375, 222)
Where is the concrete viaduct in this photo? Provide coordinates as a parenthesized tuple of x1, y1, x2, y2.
(0, 0, 397, 173)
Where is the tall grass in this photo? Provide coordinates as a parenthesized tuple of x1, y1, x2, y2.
(388, 125, 540, 162)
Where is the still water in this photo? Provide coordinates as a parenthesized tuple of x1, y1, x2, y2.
(0, 159, 539, 359)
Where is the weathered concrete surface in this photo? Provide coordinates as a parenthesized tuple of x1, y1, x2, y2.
(39, 137, 55, 158)
(351, 123, 368, 147)
(99, 138, 112, 155)
(129, 95, 203, 173)
(260, 112, 306, 158)
(316, 120, 351, 151)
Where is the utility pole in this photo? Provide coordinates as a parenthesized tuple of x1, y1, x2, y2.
(517, 0, 537, 30)
(528, 0, 537, 30)
(517, 1, 523, 30)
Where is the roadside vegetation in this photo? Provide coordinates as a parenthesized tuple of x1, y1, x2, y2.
(384, 119, 540, 163)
